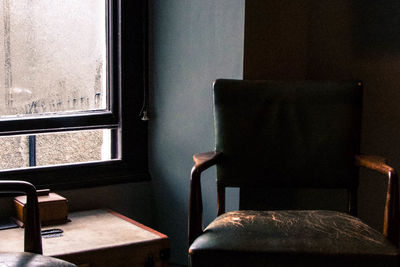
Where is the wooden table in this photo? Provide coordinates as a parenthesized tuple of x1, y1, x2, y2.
(0, 209, 170, 267)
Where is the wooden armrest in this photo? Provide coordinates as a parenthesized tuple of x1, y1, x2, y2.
(188, 151, 222, 245)
(193, 151, 222, 172)
(355, 154, 399, 247)
(355, 155, 394, 175)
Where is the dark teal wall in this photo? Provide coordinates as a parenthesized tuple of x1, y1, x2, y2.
(59, 183, 153, 224)
(149, 0, 245, 265)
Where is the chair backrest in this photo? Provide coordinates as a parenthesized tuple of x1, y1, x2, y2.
(0, 181, 42, 254)
(214, 79, 362, 190)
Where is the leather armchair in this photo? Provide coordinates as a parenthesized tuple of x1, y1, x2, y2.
(188, 79, 400, 267)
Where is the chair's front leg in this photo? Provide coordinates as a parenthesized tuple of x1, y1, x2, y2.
(384, 170, 399, 247)
(355, 155, 400, 247)
(189, 167, 203, 246)
(188, 151, 222, 245)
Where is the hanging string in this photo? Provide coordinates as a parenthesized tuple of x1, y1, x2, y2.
(139, 0, 149, 121)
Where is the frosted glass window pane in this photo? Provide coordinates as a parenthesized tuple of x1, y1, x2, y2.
(36, 129, 112, 167)
(0, 0, 107, 117)
(0, 129, 112, 170)
(0, 135, 29, 170)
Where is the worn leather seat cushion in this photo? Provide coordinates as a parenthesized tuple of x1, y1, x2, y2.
(189, 210, 399, 267)
(0, 252, 76, 267)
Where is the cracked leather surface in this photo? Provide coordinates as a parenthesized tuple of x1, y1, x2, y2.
(0, 252, 76, 267)
(189, 210, 399, 267)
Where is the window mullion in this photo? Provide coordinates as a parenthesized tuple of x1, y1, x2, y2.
(0, 112, 118, 136)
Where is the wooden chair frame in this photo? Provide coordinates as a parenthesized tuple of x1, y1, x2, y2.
(0, 181, 42, 254)
(188, 152, 399, 247)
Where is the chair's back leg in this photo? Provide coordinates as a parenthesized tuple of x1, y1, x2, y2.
(348, 188, 358, 216)
(217, 184, 225, 216)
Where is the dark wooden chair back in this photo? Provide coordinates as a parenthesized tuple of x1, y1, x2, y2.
(0, 181, 42, 254)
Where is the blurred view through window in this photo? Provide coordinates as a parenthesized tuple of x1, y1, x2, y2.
(0, 0, 112, 170)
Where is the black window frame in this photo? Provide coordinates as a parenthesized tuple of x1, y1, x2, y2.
(0, 0, 149, 190)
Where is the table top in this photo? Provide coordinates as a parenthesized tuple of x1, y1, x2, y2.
(0, 209, 167, 257)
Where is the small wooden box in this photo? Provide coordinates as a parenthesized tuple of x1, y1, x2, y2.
(14, 192, 68, 226)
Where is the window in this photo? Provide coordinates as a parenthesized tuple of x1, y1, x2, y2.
(0, 0, 149, 189)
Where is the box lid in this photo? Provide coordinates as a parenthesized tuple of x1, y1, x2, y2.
(14, 192, 66, 205)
